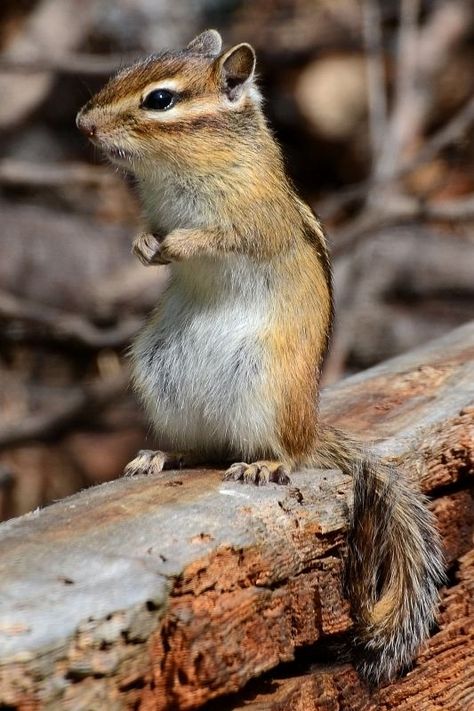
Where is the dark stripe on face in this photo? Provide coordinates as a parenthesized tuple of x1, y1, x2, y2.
(131, 106, 259, 137)
(130, 114, 230, 136)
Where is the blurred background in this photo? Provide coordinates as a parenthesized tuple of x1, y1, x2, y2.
(0, 0, 472, 521)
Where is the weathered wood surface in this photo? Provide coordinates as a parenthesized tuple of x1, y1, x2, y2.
(0, 322, 472, 710)
(224, 549, 474, 711)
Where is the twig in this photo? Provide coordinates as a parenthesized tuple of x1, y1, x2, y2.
(422, 196, 474, 221)
(0, 160, 117, 188)
(332, 194, 474, 256)
(413, 95, 474, 167)
(374, 0, 470, 186)
(374, 0, 421, 183)
(0, 52, 140, 76)
(362, 0, 387, 168)
(0, 290, 142, 349)
(0, 374, 129, 450)
(317, 95, 474, 220)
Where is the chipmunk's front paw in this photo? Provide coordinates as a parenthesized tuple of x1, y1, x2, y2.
(158, 229, 193, 262)
(123, 449, 186, 477)
(132, 232, 169, 266)
(223, 460, 291, 486)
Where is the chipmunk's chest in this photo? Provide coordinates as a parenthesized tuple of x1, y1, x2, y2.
(131, 257, 276, 454)
(138, 171, 216, 234)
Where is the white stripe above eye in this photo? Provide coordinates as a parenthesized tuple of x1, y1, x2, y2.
(141, 95, 221, 122)
(141, 79, 183, 101)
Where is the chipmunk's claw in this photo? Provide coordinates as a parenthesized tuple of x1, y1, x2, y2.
(132, 233, 169, 266)
(123, 449, 186, 477)
(223, 461, 291, 486)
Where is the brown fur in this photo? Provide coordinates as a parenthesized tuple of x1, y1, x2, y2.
(77, 30, 445, 685)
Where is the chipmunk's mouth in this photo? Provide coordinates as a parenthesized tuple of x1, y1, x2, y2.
(104, 145, 134, 162)
(88, 134, 134, 163)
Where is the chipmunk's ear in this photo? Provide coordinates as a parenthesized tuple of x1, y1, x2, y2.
(216, 43, 256, 101)
(187, 29, 222, 56)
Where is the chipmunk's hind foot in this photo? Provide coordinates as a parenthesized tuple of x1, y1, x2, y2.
(123, 449, 187, 477)
(223, 460, 291, 486)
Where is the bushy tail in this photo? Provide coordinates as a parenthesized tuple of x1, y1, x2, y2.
(313, 425, 446, 684)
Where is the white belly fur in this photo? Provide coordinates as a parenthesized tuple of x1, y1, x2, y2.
(130, 255, 277, 458)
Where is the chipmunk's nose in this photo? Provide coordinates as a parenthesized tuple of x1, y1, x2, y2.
(76, 111, 97, 138)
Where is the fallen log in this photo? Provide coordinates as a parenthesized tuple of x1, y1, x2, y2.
(0, 322, 472, 710)
(223, 549, 474, 711)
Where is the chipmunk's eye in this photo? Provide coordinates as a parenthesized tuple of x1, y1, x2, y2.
(141, 89, 176, 111)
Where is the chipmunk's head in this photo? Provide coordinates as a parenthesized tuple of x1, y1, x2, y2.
(76, 30, 262, 173)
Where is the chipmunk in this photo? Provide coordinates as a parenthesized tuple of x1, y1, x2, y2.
(76, 30, 445, 684)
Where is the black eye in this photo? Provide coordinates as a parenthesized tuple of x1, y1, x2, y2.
(141, 89, 176, 111)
